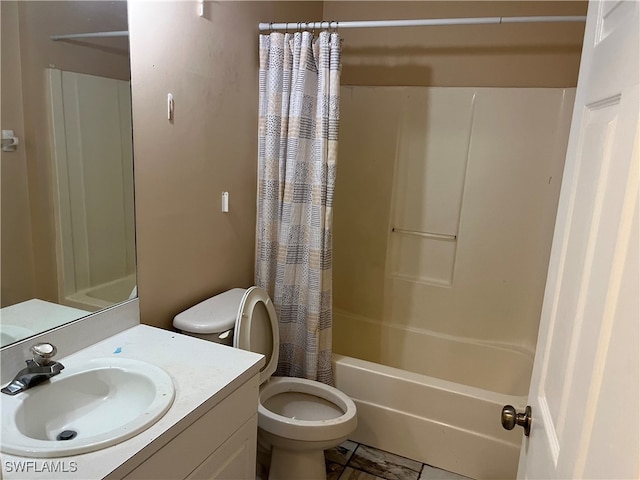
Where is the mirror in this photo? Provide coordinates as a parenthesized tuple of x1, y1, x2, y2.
(0, 1, 135, 347)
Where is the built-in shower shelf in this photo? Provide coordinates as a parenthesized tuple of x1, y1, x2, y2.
(391, 227, 457, 241)
(389, 227, 457, 287)
(389, 272, 453, 288)
(50, 31, 129, 41)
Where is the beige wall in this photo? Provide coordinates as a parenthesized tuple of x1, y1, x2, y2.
(128, 1, 586, 333)
(129, 1, 323, 330)
(3, 0, 586, 335)
(324, 1, 587, 87)
(1, 1, 130, 307)
(1, 2, 35, 307)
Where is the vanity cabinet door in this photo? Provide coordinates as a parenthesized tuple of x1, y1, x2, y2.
(187, 414, 257, 480)
(120, 375, 258, 480)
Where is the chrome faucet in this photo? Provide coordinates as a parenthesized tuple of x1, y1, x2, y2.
(1, 343, 65, 395)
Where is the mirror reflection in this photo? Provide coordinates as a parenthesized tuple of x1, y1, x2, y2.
(0, 1, 135, 347)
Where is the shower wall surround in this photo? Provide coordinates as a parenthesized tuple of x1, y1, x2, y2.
(333, 86, 575, 380)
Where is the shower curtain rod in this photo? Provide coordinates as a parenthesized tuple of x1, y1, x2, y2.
(258, 15, 586, 31)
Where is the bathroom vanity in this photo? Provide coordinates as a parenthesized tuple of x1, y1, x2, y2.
(0, 324, 264, 479)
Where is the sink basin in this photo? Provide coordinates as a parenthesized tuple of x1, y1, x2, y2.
(1, 357, 175, 457)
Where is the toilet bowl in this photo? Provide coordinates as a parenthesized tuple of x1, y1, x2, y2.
(173, 286, 357, 480)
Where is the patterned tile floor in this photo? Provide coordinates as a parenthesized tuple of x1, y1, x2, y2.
(325, 440, 472, 480)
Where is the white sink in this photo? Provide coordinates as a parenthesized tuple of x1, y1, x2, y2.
(1, 357, 175, 457)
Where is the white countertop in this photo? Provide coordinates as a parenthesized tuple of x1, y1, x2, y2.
(0, 300, 91, 347)
(0, 324, 264, 479)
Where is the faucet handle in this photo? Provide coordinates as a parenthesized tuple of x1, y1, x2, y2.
(30, 343, 58, 366)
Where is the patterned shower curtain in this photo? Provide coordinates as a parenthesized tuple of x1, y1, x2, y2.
(255, 31, 341, 385)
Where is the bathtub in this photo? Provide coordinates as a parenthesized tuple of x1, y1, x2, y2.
(63, 274, 137, 312)
(333, 347, 531, 479)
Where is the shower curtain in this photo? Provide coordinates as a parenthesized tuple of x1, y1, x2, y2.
(255, 31, 342, 384)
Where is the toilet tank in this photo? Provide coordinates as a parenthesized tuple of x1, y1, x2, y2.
(172, 288, 246, 346)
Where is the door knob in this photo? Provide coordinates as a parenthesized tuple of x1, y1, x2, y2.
(501, 405, 532, 436)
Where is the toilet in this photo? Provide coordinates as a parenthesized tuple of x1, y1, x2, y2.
(173, 286, 357, 480)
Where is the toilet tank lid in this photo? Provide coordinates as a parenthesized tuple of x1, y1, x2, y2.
(172, 288, 246, 334)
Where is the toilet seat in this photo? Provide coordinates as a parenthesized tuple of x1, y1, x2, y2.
(234, 286, 279, 384)
(234, 287, 357, 442)
(258, 377, 357, 442)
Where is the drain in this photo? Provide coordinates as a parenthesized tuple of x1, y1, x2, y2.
(56, 430, 77, 441)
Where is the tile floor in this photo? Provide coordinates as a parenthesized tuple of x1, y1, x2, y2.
(324, 440, 472, 480)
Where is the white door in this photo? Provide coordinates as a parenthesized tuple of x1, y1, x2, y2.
(514, 1, 639, 478)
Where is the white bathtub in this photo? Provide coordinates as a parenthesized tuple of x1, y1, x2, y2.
(333, 353, 529, 480)
(63, 274, 137, 312)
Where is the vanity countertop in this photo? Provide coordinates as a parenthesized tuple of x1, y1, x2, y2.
(0, 300, 91, 347)
(0, 324, 264, 479)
